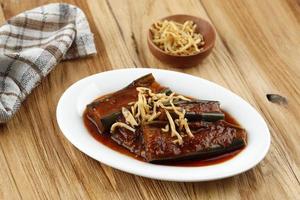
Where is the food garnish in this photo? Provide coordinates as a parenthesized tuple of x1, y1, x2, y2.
(150, 20, 205, 56)
(111, 87, 193, 145)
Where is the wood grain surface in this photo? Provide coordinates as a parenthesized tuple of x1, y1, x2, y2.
(0, 0, 299, 199)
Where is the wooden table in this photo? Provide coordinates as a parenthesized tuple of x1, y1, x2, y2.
(0, 0, 299, 199)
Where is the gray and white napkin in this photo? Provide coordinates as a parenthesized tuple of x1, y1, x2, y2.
(0, 3, 96, 123)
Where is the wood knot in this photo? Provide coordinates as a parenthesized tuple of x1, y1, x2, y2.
(266, 94, 288, 106)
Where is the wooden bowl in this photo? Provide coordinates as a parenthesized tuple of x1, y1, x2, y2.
(148, 15, 216, 67)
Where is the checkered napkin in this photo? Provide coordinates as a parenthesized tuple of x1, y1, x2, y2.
(0, 3, 96, 123)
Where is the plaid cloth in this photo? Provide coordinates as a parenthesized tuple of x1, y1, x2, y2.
(0, 3, 96, 123)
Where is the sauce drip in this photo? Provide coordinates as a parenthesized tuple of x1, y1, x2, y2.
(83, 110, 244, 167)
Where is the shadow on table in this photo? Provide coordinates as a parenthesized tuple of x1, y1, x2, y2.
(0, 123, 8, 134)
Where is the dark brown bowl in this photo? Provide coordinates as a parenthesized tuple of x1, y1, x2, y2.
(148, 14, 216, 68)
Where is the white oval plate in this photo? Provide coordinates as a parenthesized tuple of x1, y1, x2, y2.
(56, 68, 270, 182)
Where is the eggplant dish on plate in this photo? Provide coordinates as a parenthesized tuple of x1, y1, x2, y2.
(84, 74, 247, 164)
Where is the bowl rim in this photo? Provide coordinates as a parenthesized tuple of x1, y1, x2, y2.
(148, 14, 216, 58)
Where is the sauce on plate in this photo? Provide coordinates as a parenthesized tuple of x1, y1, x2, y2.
(83, 110, 244, 167)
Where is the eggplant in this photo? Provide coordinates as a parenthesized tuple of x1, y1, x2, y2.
(100, 111, 122, 131)
(97, 87, 172, 131)
(142, 120, 247, 163)
(185, 112, 224, 122)
(166, 99, 221, 106)
(161, 99, 225, 122)
(150, 139, 245, 163)
(125, 73, 155, 88)
(93, 99, 225, 132)
(110, 122, 145, 157)
(177, 99, 224, 121)
(86, 73, 159, 134)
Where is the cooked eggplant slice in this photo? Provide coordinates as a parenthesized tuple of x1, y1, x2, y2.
(150, 138, 245, 163)
(142, 120, 247, 163)
(85, 73, 164, 134)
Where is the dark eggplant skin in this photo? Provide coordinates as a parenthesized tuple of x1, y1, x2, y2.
(185, 112, 225, 122)
(150, 139, 245, 163)
(100, 111, 121, 132)
(125, 73, 155, 88)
